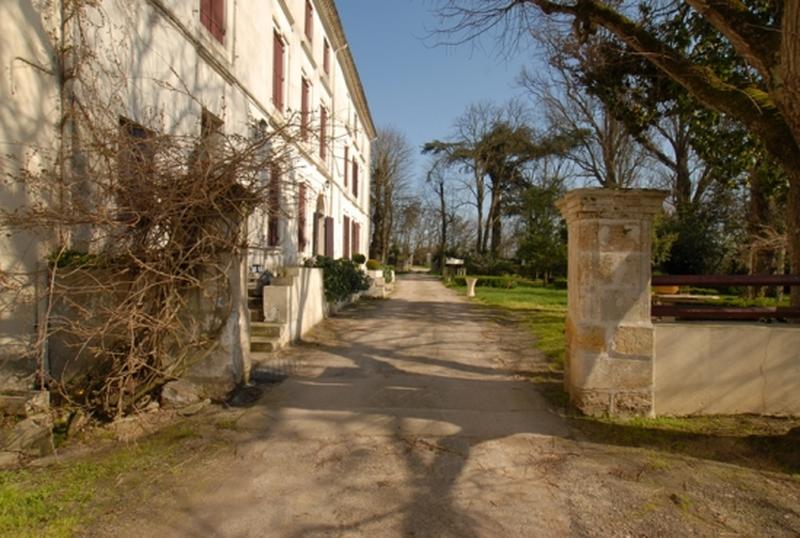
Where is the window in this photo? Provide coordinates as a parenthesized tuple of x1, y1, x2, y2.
(117, 117, 154, 225)
(272, 31, 285, 111)
(304, 0, 314, 43)
(319, 105, 327, 160)
(343, 216, 351, 259)
(301, 78, 310, 140)
(268, 164, 281, 247)
(200, 0, 225, 43)
(343, 146, 349, 188)
(352, 158, 358, 198)
(298, 183, 307, 250)
(323, 38, 330, 75)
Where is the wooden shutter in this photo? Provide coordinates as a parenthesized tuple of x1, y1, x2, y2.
(352, 222, 360, 256)
(352, 159, 358, 198)
(343, 216, 351, 259)
(320, 106, 327, 160)
(268, 165, 280, 247)
(211, 0, 225, 42)
(298, 183, 307, 250)
(324, 216, 334, 257)
(273, 32, 284, 111)
(312, 212, 320, 255)
(200, 0, 212, 33)
(301, 78, 310, 140)
(305, 0, 314, 42)
(343, 146, 349, 188)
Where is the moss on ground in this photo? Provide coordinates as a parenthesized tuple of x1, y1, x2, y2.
(0, 422, 210, 537)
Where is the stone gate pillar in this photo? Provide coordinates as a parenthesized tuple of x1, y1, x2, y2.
(557, 189, 667, 416)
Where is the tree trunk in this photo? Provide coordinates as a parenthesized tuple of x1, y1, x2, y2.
(789, 171, 800, 307)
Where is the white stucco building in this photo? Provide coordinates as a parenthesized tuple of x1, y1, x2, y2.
(0, 0, 375, 391)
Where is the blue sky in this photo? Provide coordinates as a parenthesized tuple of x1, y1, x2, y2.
(337, 0, 543, 183)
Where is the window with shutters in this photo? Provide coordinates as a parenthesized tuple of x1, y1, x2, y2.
(301, 78, 310, 141)
(343, 146, 349, 188)
(268, 164, 281, 247)
(319, 105, 327, 160)
(200, 0, 225, 44)
(323, 38, 330, 75)
(343, 216, 351, 259)
(304, 0, 314, 43)
(272, 31, 285, 111)
(298, 183, 307, 250)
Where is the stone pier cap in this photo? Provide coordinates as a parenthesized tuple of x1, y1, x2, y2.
(556, 188, 668, 221)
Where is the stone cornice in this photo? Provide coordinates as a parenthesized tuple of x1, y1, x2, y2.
(316, 0, 377, 140)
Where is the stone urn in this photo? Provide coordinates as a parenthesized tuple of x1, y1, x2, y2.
(465, 277, 478, 298)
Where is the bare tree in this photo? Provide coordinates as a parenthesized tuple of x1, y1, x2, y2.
(370, 127, 414, 263)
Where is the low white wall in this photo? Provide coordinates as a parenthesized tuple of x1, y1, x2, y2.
(654, 322, 800, 416)
(262, 267, 326, 344)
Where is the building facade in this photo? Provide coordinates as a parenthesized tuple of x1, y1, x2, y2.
(0, 0, 375, 391)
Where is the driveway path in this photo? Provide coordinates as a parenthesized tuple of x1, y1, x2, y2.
(104, 275, 800, 537)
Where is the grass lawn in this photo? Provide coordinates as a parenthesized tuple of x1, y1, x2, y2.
(0, 418, 232, 537)
(448, 278, 800, 476)
(449, 283, 568, 368)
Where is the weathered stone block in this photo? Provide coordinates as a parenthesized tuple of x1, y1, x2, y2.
(3, 414, 53, 456)
(598, 222, 642, 252)
(160, 379, 201, 408)
(571, 389, 612, 416)
(611, 325, 654, 358)
(572, 352, 653, 390)
(612, 390, 653, 416)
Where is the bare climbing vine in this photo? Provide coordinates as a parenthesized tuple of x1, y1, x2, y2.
(2, 0, 309, 418)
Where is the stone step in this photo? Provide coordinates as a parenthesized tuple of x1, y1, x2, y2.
(250, 336, 281, 353)
(250, 322, 284, 338)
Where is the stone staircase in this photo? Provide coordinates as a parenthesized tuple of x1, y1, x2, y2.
(247, 273, 294, 380)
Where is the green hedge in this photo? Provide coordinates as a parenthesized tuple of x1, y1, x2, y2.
(307, 256, 370, 302)
(451, 275, 539, 289)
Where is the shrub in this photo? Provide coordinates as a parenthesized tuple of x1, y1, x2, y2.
(366, 259, 381, 270)
(308, 256, 370, 302)
(352, 253, 366, 264)
(549, 278, 568, 289)
(383, 264, 394, 284)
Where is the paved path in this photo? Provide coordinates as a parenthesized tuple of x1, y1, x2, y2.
(102, 275, 800, 537)
(122, 275, 576, 536)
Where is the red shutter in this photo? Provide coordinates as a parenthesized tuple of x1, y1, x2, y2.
(268, 165, 281, 247)
(324, 216, 334, 257)
(323, 39, 330, 74)
(352, 159, 358, 198)
(301, 79, 310, 140)
(320, 106, 327, 160)
(273, 32, 284, 110)
(305, 0, 314, 42)
(352, 222, 360, 256)
(201, 0, 212, 30)
(298, 183, 307, 250)
(343, 216, 351, 259)
(343, 146, 349, 188)
(211, 0, 225, 42)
